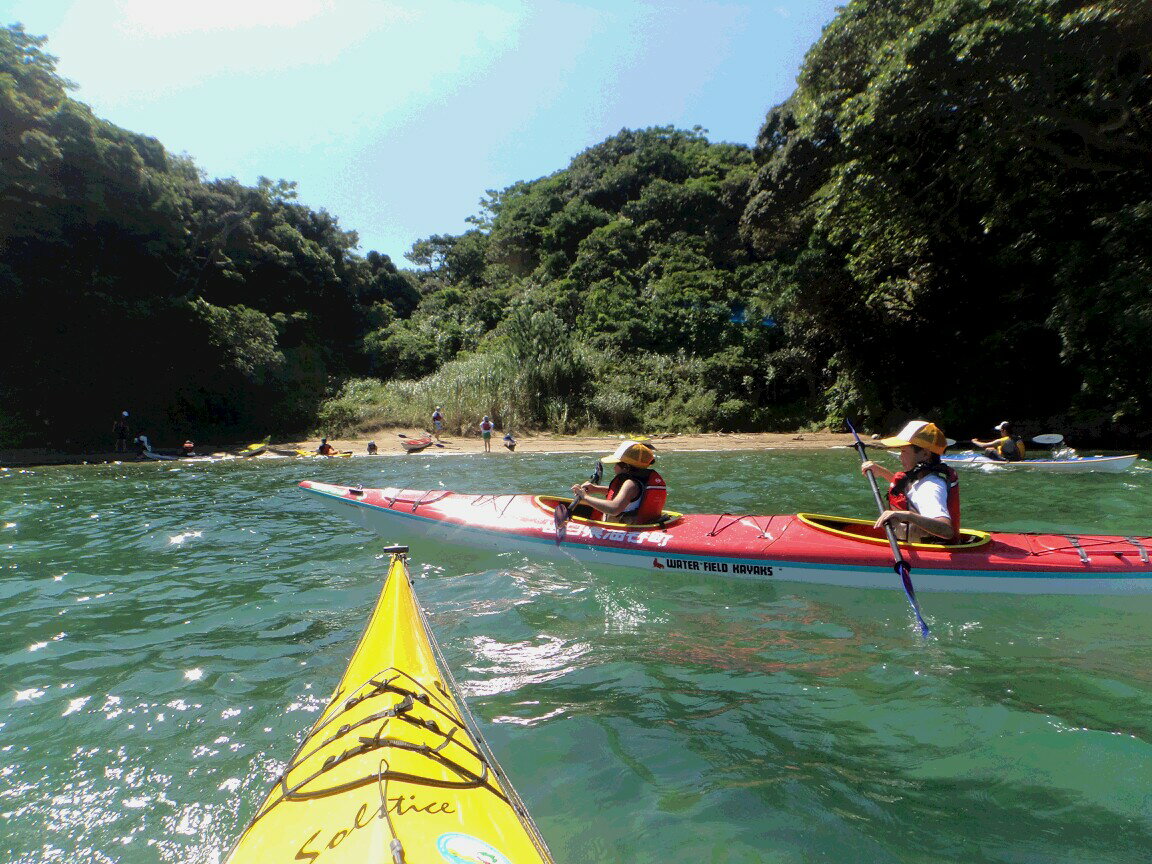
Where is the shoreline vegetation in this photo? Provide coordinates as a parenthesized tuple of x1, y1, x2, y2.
(0, 429, 859, 468)
(5, 8, 1151, 456)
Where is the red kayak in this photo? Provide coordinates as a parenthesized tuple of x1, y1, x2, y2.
(299, 483, 1152, 595)
(400, 436, 433, 453)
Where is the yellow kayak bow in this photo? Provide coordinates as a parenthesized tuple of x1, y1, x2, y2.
(225, 546, 554, 864)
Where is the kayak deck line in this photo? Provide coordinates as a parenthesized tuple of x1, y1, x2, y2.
(249, 668, 509, 811)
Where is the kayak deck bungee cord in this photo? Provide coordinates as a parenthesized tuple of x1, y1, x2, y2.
(224, 546, 553, 864)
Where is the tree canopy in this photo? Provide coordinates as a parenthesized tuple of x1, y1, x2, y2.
(3, 1, 1150, 449)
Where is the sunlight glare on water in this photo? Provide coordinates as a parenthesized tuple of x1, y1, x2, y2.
(1, 451, 1151, 863)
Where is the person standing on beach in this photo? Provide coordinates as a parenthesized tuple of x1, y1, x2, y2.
(113, 412, 130, 452)
(431, 406, 445, 442)
(479, 416, 494, 452)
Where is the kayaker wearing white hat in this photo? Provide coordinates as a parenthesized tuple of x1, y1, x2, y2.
(972, 421, 1026, 462)
(860, 420, 960, 543)
(571, 440, 667, 525)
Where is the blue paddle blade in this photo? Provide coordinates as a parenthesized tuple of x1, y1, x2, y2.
(592, 461, 603, 485)
(895, 561, 930, 637)
(553, 503, 569, 545)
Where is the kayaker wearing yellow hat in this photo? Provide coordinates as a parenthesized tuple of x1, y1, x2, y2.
(860, 420, 960, 543)
(571, 440, 667, 524)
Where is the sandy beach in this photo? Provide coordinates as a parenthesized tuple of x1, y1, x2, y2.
(1, 428, 857, 467)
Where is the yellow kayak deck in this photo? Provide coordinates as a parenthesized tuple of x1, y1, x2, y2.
(225, 547, 553, 863)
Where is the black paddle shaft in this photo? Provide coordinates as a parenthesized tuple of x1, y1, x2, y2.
(846, 419, 929, 636)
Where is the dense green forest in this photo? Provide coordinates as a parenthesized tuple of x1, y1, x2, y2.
(2, 0, 1150, 450)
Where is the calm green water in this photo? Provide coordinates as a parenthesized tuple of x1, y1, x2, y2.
(3, 449, 1152, 863)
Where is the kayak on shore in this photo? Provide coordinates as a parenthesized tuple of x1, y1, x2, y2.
(298, 482, 1152, 595)
(223, 545, 554, 864)
(400, 435, 434, 453)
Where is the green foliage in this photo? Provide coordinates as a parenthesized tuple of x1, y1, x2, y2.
(742, 0, 1152, 432)
(0, 23, 405, 446)
(7, 1, 1151, 448)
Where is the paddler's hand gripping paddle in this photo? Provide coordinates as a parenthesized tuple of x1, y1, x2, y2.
(847, 419, 931, 637)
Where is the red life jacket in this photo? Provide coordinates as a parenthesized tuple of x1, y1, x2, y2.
(887, 461, 960, 541)
(606, 469, 667, 524)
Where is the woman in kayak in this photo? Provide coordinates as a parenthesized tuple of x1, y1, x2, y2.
(571, 440, 667, 524)
(971, 421, 1026, 462)
(860, 420, 960, 543)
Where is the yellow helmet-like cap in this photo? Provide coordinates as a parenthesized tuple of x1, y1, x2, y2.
(879, 420, 948, 455)
(600, 440, 656, 469)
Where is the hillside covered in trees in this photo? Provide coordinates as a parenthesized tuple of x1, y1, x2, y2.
(2, 0, 1150, 450)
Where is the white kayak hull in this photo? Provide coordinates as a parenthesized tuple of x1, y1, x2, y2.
(944, 453, 1139, 473)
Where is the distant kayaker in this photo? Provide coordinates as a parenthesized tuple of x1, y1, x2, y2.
(367, 441, 378, 455)
(570, 440, 667, 525)
(113, 411, 130, 452)
(479, 416, 494, 453)
(861, 420, 960, 543)
(971, 421, 1026, 462)
(134, 434, 152, 456)
(431, 407, 445, 442)
(318, 437, 336, 456)
(181, 439, 196, 457)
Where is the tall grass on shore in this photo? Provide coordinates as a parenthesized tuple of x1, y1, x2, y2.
(315, 304, 794, 438)
(316, 348, 587, 438)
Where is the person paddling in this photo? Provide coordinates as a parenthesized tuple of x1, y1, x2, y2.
(972, 421, 1026, 462)
(317, 437, 336, 456)
(570, 440, 666, 525)
(860, 420, 960, 544)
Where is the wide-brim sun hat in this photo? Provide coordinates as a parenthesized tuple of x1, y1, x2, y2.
(600, 440, 656, 469)
(878, 420, 948, 455)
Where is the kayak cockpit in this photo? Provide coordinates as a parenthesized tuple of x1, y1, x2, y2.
(798, 513, 991, 550)
(533, 495, 683, 530)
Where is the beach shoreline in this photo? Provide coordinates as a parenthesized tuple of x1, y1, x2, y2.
(0, 428, 858, 467)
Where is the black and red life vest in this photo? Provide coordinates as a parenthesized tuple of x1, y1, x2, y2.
(887, 461, 960, 541)
(605, 468, 668, 524)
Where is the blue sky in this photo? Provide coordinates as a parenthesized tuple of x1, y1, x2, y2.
(2, 0, 844, 264)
